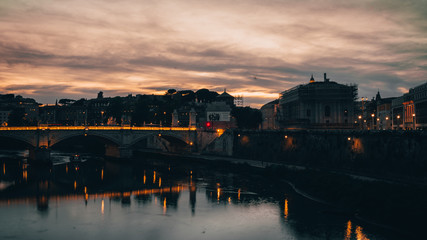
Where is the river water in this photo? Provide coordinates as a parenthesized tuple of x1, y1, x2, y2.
(0, 150, 401, 240)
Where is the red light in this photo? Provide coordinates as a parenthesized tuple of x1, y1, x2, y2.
(206, 122, 211, 127)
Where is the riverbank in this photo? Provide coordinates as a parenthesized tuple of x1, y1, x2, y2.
(134, 150, 425, 238)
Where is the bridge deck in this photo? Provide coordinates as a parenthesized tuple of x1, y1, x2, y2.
(0, 126, 197, 131)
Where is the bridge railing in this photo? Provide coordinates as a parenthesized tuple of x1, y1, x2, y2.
(0, 126, 198, 131)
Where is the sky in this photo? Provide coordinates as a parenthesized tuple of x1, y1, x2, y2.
(1, 0, 427, 108)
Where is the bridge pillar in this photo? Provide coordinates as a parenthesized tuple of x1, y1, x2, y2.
(119, 146, 133, 158)
(105, 143, 133, 159)
(28, 147, 51, 165)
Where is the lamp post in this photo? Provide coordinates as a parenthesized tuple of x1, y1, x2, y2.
(358, 115, 362, 130)
(413, 113, 416, 130)
(397, 115, 400, 130)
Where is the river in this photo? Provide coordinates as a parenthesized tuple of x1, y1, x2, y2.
(0, 150, 402, 240)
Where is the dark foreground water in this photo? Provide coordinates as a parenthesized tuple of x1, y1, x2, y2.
(0, 150, 401, 240)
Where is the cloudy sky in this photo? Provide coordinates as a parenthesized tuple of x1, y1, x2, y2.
(1, 0, 427, 107)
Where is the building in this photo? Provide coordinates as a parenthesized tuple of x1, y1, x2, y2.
(392, 82, 427, 130)
(260, 100, 279, 130)
(215, 90, 235, 107)
(375, 92, 395, 130)
(205, 101, 234, 129)
(278, 73, 357, 129)
(0, 109, 11, 126)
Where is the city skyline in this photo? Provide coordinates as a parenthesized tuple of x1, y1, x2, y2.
(1, 0, 427, 107)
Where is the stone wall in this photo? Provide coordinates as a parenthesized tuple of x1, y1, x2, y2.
(230, 130, 427, 181)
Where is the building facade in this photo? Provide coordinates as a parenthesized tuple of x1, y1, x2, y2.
(278, 73, 357, 129)
(392, 82, 427, 130)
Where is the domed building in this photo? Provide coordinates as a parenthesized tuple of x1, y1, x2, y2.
(278, 73, 357, 129)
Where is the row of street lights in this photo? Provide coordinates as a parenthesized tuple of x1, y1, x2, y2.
(358, 113, 416, 130)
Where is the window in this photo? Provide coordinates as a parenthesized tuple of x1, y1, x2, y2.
(325, 106, 331, 117)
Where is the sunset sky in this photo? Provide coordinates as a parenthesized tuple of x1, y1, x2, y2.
(1, 0, 427, 108)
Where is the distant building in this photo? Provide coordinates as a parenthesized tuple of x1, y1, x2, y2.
(205, 101, 234, 129)
(375, 92, 395, 130)
(260, 100, 279, 130)
(392, 82, 427, 130)
(0, 94, 39, 125)
(0, 109, 11, 126)
(216, 90, 235, 107)
(278, 73, 357, 129)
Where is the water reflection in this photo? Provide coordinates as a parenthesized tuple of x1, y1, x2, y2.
(0, 153, 400, 240)
(345, 220, 352, 240)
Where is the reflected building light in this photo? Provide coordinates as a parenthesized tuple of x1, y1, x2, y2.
(284, 199, 288, 220)
(143, 171, 146, 184)
(101, 169, 104, 181)
(84, 186, 87, 194)
(66, 165, 68, 174)
(154, 196, 157, 205)
(74, 181, 77, 191)
(345, 220, 352, 240)
(3, 163, 5, 175)
(238, 189, 241, 201)
(163, 198, 167, 215)
(355, 226, 370, 240)
(23, 170, 27, 181)
(153, 171, 156, 183)
(159, 177, 162, 187)
(228, 197, 231, 204)
(101, 199, 104, 215)
(217, 188, 221, 200)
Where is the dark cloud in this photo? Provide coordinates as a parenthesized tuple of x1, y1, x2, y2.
(0, 0, 426, 107)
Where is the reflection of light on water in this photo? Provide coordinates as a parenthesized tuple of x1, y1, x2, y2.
(101, 169, 104, 180)
(163, 198, 166, 215)
(159, 177, 162, 187)
(65, 165, 68, 173)
(217, 188, 221, 200)
(23, 170, 27, 181)
(101, 199, 104, 215)
(143, 171, 146, 184)
(74, 181, 77, 190)
(84, 186, 87, 194)
(228, 197, 231, 204)
(3, 163, 5, 175)
(356, 226, 370, 240)
(284, 199, 288, 220)
(345, 220, 352, 240)
(153, 171, 156, 183)
(238, 189, 241, 200)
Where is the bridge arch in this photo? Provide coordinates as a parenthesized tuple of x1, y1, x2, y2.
(49, 131, 122, 147)
(129, 132, 192, 153)
(0, 134, 35, 149)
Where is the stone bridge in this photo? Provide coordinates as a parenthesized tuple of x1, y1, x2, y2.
(0, 126, 223, 162)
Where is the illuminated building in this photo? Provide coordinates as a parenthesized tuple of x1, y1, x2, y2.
(375, 91, 395, 130)
(278, 73, 357, 129)
(392, 82, 427, 130)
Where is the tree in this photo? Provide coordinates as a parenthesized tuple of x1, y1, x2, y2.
(195, 89, 219, 103)
(231, 107, 262, 129)
(166, 89, 177, 95)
